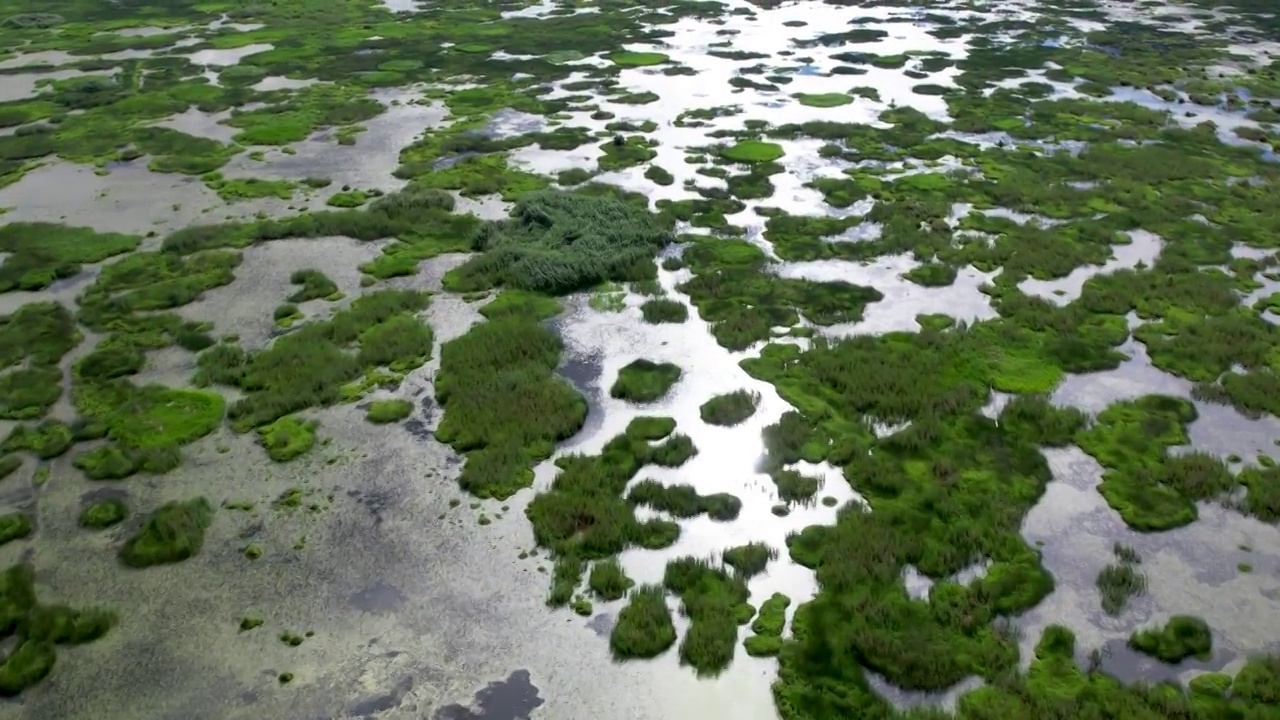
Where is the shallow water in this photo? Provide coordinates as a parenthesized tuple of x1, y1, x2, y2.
(5, 0, 1280, 717)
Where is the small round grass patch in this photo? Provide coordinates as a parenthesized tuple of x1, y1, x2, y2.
(609, 51, 670, 67)
(721, 140, 785, 163)
(794, 93, 853, 108)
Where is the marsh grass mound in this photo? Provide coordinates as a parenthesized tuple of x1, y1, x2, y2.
(1097, 543, 1147, 616)
(640, 298, 688, 324)
(722, 542, 777, 578)
(698, 390, 760, 426)
(743, 592, 790, 657)
(588, 558, 634, 601)
(1, 421, 73, 460)
(627, 479, 741, 521)
(78, 500, 128, 529)
(0, 563, 116, 695)
(770, 468, 823, 504)
(794, 93, 853, 108)
(257, 416, 318, 462)
(526, 421, 698, 604)
(365, 399, 413, 424)
(288, 269, 340, 303)
(0, 513, 33, 546)
(720, 140, 785, 164)
(1128, 615, 1213, 663)
(610, 360, 682, 403)
(437, 318, 587, 499)
(664, 557, 750, 676)
(0, 455, 20, 481)
(609, 51, 670, 67)
(610, 585, 676, 660)
(444, 191, 671, 295)
(119, 498, 214, 568)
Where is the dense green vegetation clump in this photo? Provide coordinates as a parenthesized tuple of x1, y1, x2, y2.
(588, 558, 634, 601)
(744, 593, 790, 657)
(436, 317, 586, 499)
(0, 223, 139, 294)
(119, 498, 214, 568)
(0, 564, 115, 696)
(527, 419, 699, 605)
(79, 500, 128, 529)
(1129, 615, 1213, 663)
(640, 298, 688, 324)
(0, 302, 80, 420)
(445, 191, 671, 295)
(723, 542, 777, 578)
(664, 556, 751, 676)
(0, 513, 33, 547)
(1098, 543, 1147, 616)
(366, 399, 413, 424)
(610, 585, 676, 660)
(258, 416, 318, 462)
(610, 359, 682, 402)
(627, 479, 741, 521)
(699, 390, 760, 426)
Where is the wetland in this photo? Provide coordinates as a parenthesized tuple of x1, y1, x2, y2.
(2, 0, 1280, 718)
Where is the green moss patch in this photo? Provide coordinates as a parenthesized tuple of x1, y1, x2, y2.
(258, 416, 318, 462)
(2, 420, 74, 459)
(0, 513, 32, 547)
(639, 298, 687, 324)
(608, 52, 670, 67)
(588, 558, 634, 601)
(436, 318, 586, 499)
(0, 223, 140, 294)
(720, 140, 785, 164)
(444, 191, 670, 295)
(610, 359, 681, 402)
(794, 93, 853, 108)
(627, 479, 741, 521)
(664, 557, 749, 676)
(0, 564, 115, 695)
(723, 542, 776, 578)
(0, 302, 80, 420)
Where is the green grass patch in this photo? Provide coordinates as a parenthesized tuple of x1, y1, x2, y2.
(640, 298, 687, 324)
(610, 359, 681, 402)
(794, 93, 853, 108)
(0, 513, 32, 546)
(664, 557, 749, 676)
(79, 499, 128, 529)
(588, 558, 634, 601)
(366, 399, 413, 424)
(720, 140, 785, 164)
(723, 542, 777, 578)
(609, 52, 670, 67)
(1129, 615, 1212, 663)
(627, 479, 741, 521)
(120, 498, 214, 568)
(699, 390, 760, 426)
(610, 585, 676, 659)
(257, 416, 318, 462)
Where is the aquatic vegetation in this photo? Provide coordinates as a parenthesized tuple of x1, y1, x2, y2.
(588, 558, 634, 601)
(0, 302, 80, 419)
(610, 359, 681, 402)
(640, 298, 688, 324)
(751, 593, 790, 637)
(288, 269, 340, 303)
(366, 399, 413, 424)
(527, 421, 698, 604)
(794, 93, 852, 108)
(1097, 543, 1147, 617)
(609, 52, 670, 67)
(197, 290, 431, 430)
(770, 469, 822, 504)
(75, 381, 224, 450)
(627, 479, 741, 521)
(119, 498, 214, 568)
(1129, 615, 1213, 663)
(720, 140, 785, 164)
(625, 416, 677, 441)
(723, 542, 777, 578)
(664, 556, 750, 676)
(0, 223, 139, 294)
(72, 443, 180, 481)
(0, 513, 32, 546)
(479, 289, 563, 322)
(2, 420, 73, 459)
(698, 389, 760, 426)
(79, 499, 128, 529)
(437, 318, 586, 500)
(257, 416, 318, 462)
(0, 563, 115, 696)
(444, 190, 670, 295)
(610, 585, 676, 660)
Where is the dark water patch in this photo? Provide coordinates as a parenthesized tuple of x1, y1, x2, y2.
(350, 675, 413, 717)
(586, 612, 614, 637)
(78, 485, 129, 505)
(349, 580, 407, 614)
(1096, 637, 1234, 684)
(555, 347, 602, 391)
(403, 417, 432, 441)
(347, 485, 398, 524)
(433, 670, 543, 720)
